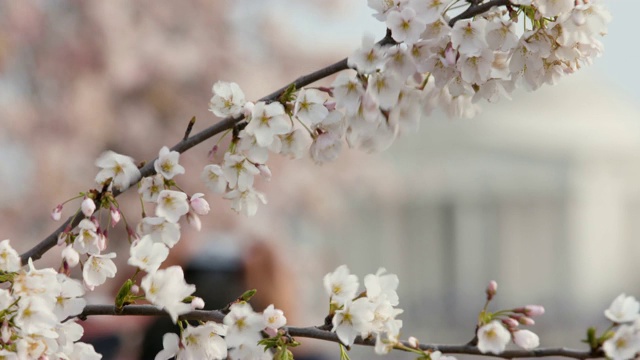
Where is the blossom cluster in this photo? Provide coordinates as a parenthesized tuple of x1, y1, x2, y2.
(204, 0, 610, 217)
(323, 265, 404, 354)
(601, 294, 640, 360)
(473, 281, 544, 354)
(0, 240, 100, 359)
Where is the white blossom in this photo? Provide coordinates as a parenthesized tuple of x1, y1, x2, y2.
(94, 150, 141, 190)
(224, 186, 267, 216)
(189, 193, 210, 215)
(201, 164, 228, 193)
(245, 101, 291, 147)
(477, 320, 511, 354)
(0, 240, 21, 272)
(364, 268, 399, 306)
(222, 153, 260, 191)
(294, 89, 329, 127)
(138, 216, 181, 248)
(263, 304, 287, 331)
(154, 146, 185, 180)
(332, 298, 375, 346)
(128, 235, 169, 273)
(603, 325, 640, 360)
(324, 265, 359, 306)
(156, 190, 189, 223)
(53, 274, 86, 321)
(139, 174, 165, 203)
(605, 294, 640, 323)
(223, 302, 265, 348)
(141, 266, 195, 323)
(209, 81, 246, 117)
(83, 253, 117, 289)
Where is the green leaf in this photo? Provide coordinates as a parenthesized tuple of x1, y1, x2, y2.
(115, 279, 134, 312)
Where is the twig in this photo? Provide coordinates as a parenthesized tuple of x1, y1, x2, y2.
(77, 304, 603, 359)
(448, 0, 511, 27)
(183, 116, 196, 141)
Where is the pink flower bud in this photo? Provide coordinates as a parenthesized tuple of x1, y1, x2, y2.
(524, 305, 545, 317)
(208, 145, 219, 161)
(324, 102, 337, 111)
(257, 164, 272, 181)
(81, 197, 96, 217)
(502, 317, 519, 329)
(443, 43, 457, 66)
(486, 280, 498, 300)
(190, 193, 210, 215)
(131, 285, 140, 294)
(110, 206, 121, 226)
(513, 330, 539, 350)
(191, 297, 205, 310)
(519, 316, 535, 326)
(408, 336, 419, 348)
(51, 204, 63, 221)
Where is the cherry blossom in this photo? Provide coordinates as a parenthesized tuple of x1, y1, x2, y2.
(201, 164, 228, 193)
(332, 298, 375, 346)
(324, 265, 359, 306)
(245, 101, 291, 147)
(263, 304, 287, 332)
(139, 174, 165, 202)
(209, 81, 246, 117)
(223, 302, 265, 348)
(603, 325, 640, 360)
(156, 190, 190, 223)
(128, 235, 169, 273)
(0, 239, 21, 272)
(94, 150, 141, 191)
(141, 266, 195, 323)
(224, 186, 267, 216)
(83, 253, 117, 289)
(605, 294, 640, 323)
(53, 274, 86, 321)
(477, 320, 511, 354)
(294, 89, 329, 127)
(222, 153, 260, 191)
(154, 146, 185, 180)
(137, 216, 181, 248)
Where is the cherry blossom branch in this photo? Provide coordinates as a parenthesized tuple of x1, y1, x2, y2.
(78, 304, 602, 359)
(448, 0, 512, 27)
(19, 0, 514, 264)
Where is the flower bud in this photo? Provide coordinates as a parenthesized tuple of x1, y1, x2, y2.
(190, 193, 210, 215)
(486, 280, 498, 300)
(257, 164, 272, 181)
(519, 316, 535, 326)
(191, 297, 205, 310)
(524, 305, 545, 317)
(131, 285, 140, 294)
(110, 206, 121, 226)
(81, 197, 96, 217)
(51, 204, 63, 221)
(502, 317, 519, 329)
(407, 336, 419, 348)
(62, 245, 79, 268)
(513, 330, 540, 350)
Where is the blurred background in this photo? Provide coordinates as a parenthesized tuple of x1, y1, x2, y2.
(0, 0, 639, 359)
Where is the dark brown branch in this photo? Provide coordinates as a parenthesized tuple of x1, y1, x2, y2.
(448, 0, 511, 27)
(78, 304, 603, 359)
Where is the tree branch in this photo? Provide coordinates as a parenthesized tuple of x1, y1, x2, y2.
(77, 304, 603, 359)
(19, 57, 350, 264)
(448, 0, 512, 27)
